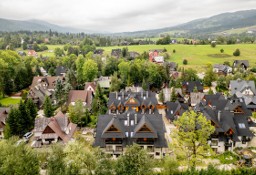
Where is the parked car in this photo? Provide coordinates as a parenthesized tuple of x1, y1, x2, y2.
(23, 132, 33, 140)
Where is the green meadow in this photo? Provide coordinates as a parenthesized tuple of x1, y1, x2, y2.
(99, 44, 256, 72)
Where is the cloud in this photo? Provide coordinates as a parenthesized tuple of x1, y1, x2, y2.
(0, 0, 256, 32)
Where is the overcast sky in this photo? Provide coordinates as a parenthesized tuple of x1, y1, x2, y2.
(0, 0, 256, 32)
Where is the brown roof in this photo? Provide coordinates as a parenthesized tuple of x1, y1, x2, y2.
(34, 111, 77, 143)
(0, 108, 9, 128)
(31, 76, 64, 90)
(84, 82, 97, 92)
(67, 90, 93, 107)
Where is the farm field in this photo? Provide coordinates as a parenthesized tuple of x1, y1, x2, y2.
(0, 97, 21, 106)
(98, 44, 256, 72)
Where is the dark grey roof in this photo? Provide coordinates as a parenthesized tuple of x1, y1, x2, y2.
(233, 60, 249, 68)
(94, 113, 167, 148)
(55, 66, 67, 76)
(234, 116, 254, 137)
(182, 81, 203, 93)
(165, 101, 188, 121)
(230, 80, 256, 96)
(108, 91, 158, 114)
(102, 117, 126, 138)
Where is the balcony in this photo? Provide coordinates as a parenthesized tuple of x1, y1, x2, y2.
(136, 138, 154, 145)
(105, 138, 123, 144)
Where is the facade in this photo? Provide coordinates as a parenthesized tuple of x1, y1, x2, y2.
(233, 60, 249, 71)
(182, 81, 204, 95)
(67, 90, 93, 108)
(107, 90, 158, 114)
(213, 64, 232, 75)
(94, 112, 168, 158)
(32, 111, 77, 147)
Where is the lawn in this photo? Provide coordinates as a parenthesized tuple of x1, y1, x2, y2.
(0, 97, 21, 106)
(98, 44, 256, 72)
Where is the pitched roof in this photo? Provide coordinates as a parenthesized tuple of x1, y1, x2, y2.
(182, 81, 203, 93)
(31, 76, 65, 90)
(190, 92, 205, 106)
(94, 113, 167, 148)
(84, 82, 97, 92)
(67, 90, 93, 107)
(34, 111, 77, 143)
(230, 80, 256, 95)
(233, 60, 249, 68)
(55, 66, 67, 76)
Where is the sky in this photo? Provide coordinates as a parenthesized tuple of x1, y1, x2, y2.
(0, 0, 256, 33)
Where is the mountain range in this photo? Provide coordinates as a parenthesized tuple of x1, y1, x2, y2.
(0, 9, 256, 36)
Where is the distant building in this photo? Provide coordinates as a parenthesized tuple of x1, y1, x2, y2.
(27, 50, 38, 57)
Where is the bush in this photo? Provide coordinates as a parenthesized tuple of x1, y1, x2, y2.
(173, 49, 176, 53)
(217, 151, 239, 164)
(250, 67, 256, 73)
(233, 49, 240, 56)
(183, 59, 188, 65)
(220, 48, 224, 53)
(211, 42, 216, 48)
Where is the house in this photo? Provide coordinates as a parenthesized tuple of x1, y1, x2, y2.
(93, 112, 168, 158)
(125, 86, 143, 93)
(243, 96, 256, 112)
(213, 64, 232, 75)
(229, 80, 256, 96)
(149, 50, 160, 62)
(27, 76, 65, 108)
(163, 88, 185, 103)
(153, 56, 164, 63)
(55, 66, 67, 76)
(97, 76, 111, 89)
(168, 62, 177, 71)
(182, 81, 203, 95)
(127, 51, 140, 60)
(67, 90, 93, 108)
(94, 49, 104, 55)
(0, 108, 9, 139)
(165, 101, 189, 122)
(196, 94, 254, 153)
(32, 111, 77, 147)
(107, 90, 158, 114)
(233, 60, 249, 71)
(84, 82, 97, 94)
(190, 92, 205, 107)
(111, 49, 122, 58)
(17, 51, 26, 56)
(27, 50, 38, 57)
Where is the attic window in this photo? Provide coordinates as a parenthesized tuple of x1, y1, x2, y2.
(238, 123, 246, 129)
(107, 125, 119, 132)
(139, 125, 151, 132)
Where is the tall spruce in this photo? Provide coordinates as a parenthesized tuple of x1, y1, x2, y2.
(44, 96, 54, 117)
(26, 98, 38, 130)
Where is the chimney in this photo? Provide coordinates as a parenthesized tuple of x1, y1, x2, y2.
(218, 111, 221, 122)
(122, 91, 124, 99)
(135, 114, 137, 124)
(146, 91, 149, 98)
(149, 108, 152, 114)
(116, 92, 118, 99)
(141, 91, 143, 98)
(127, 114, 130, 126)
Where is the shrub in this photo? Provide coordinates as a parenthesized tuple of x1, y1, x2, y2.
(250, 67, 256, 73)
(173, 49, 176, 53)
(233, 49, 240, 56)
(183, 59, 188, 65)
(211, 42, 216, 48)
(220, 48, 224, 53)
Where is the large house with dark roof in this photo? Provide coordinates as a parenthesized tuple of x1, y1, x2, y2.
(233, 60, 249, 71)
(32, 111, 77, 147)
(165, 101, 189, 122)
(182, 81, 203, 95)
(93, 112, 168, 158)
(107, 90, 158, 114)
(67, 90, 93, 108)
(27, 76, 65, 108)
(195, 94, 254, 153)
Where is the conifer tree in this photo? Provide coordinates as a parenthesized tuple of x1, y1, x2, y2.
(44, 96, 54, 118)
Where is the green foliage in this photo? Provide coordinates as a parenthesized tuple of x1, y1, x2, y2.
(173, 110, 215, 168)
(156, 35, 171, 45)
(0, 138, 40, 175)
(122, 47, 128, 57)
(216, 75, 228, 92)
(203, 64, 216, 87)
(208, 88, 214, 95)
(103, 57, 120, 76)
(83, 59, 98, 82)
(92, 84, 107, 115)
(43, 96, 54, 117)
(162, 157, 179, 175)
(220, 48, 224, 53)
(54, 47, 64, 57)
(171, 88, 177, 102)
(47, 144, 66, 175)
(183, 59, 188, 65)
(68, 100, 91, 127)
(159, 90, 164, 103)
(216, 151, 239, 164)
(211, 42, 216, 48)
(115, 144, 153, 175)
(110, 72, 122, 92)
(76, 55, 85, 87)
(233, 48, 240, 56)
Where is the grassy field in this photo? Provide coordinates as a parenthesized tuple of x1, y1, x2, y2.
(0, 97, 21, 106)
(98, 44, 256, 72)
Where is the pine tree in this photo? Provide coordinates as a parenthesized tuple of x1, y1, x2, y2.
(171, 88, 177, 102)
(44, 96, 54, 118)
(5, 108, 21, 137)
(54, 78, 65, 108)
(142, 78, 148, 91)
(92, 84, 107, 115)
(26, 98, 38, 130)
(159, 90, 165, 103)
(19, 100, 29, 134)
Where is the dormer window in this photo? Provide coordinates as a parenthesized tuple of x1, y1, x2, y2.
(238, 123, 246, 129)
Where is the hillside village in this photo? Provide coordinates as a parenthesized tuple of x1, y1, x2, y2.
(0, 35, 256, 174)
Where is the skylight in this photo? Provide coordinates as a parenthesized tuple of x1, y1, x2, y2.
(238, 123, 246, 129)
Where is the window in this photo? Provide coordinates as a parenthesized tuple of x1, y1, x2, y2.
(131, 120, 134, 126)
(125, 132, 129, 137)
(124, 120, 128, 126)
(238, 123, 246, 129)
(131, 132, 134, 137)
